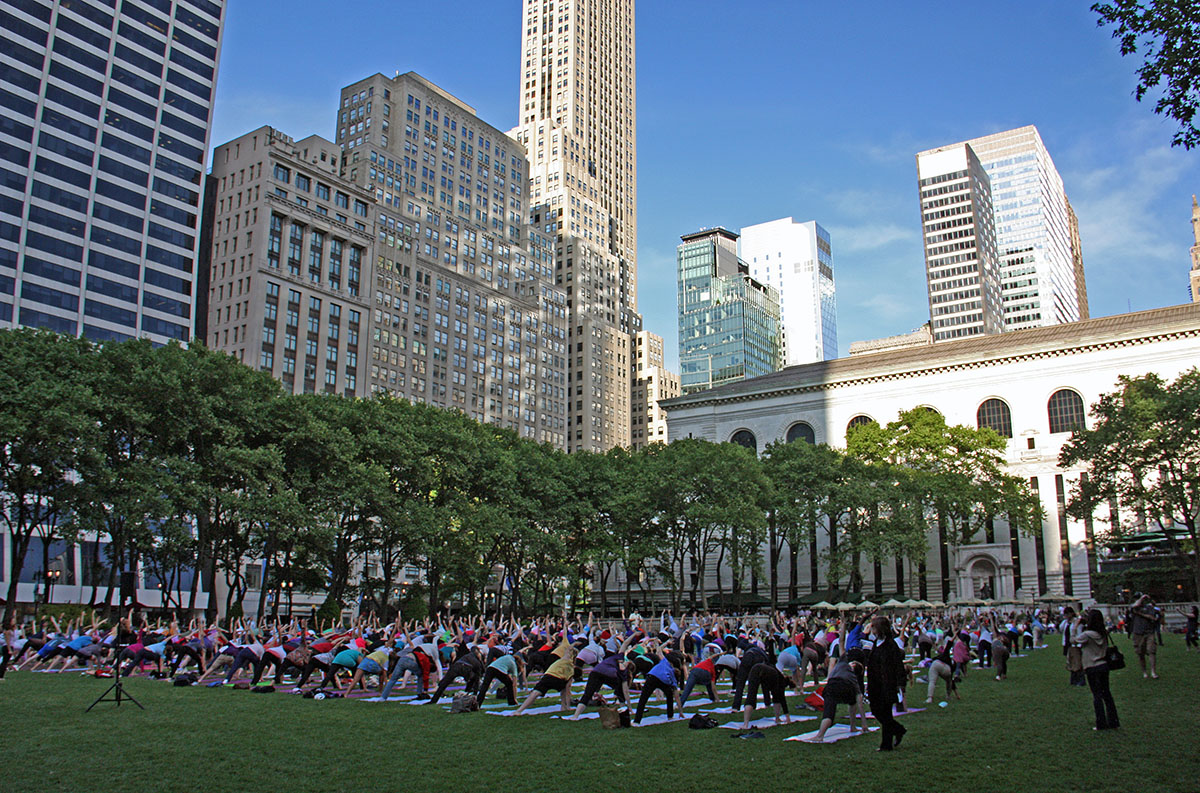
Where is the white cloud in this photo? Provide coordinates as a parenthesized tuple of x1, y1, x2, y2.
(826, 222, 918, 253)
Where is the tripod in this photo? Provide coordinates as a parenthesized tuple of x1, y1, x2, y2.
(87, 642, 144, 711)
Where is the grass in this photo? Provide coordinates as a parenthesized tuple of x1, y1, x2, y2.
(1, 636, 1197, 793)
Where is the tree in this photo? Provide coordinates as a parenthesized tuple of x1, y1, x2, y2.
(0, 330, 98, 625)
(1060, 369, 1200, 598)
(1093, 1, 1200, 148)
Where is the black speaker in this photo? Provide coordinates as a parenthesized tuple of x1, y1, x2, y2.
(120, 571, 137, 605)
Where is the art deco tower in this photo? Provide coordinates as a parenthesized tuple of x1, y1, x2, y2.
(513, 0, 640, 452)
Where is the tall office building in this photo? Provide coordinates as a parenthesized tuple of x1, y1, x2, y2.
(1191, 195, 1200, 304)
(916, 143, 1004, 341)
(512, 0, 641, 452)
(629, 330, 678, 448)
(739, 217, 837, 365)
(204, 126, 372, 396)
(677, 227, 781, 395)
(958, 126, 1086, 330)
(0, 0, 225, 343)
(335, 72, 568, 447)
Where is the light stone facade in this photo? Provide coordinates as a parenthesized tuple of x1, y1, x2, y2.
(1191, 196, 1200, 304)
(629, 330, 679, 449)
(662, 303, 1200, 603)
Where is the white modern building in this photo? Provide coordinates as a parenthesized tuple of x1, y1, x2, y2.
(739, 217, 837, 365)
(663, 302, 1200, 604)
(916, 143, 1005, 341)
(959, 126, 1086, 330)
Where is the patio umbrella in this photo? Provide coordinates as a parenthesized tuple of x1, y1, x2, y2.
(881, 598, 906, 609)
(1038, 593, 1078, 603)
(833, 601, 857, 611)
(810, 601, 835, 610)
(858, 600, 881, 610)
(930, 601, 946, 608)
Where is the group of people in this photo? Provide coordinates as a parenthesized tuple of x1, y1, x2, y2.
(0, 598, 1169, 743)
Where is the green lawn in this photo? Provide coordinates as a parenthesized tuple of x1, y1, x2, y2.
(2, 636, 1196, 793)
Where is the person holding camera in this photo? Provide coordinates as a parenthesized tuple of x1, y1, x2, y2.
(1129, 595, 1161, 679)
(1072, 608, 1120, 730)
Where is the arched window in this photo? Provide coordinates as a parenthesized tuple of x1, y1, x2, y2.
(786, 422, 815, 444)
(921, 406, 941, 415)
(976, 398, 1013, 438)
(730, 429, 757, 453)
(1047, 389, 1086, 434)
(846, 415, 875, 437)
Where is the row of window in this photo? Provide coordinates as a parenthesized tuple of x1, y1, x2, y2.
(728, 389, 1089, 452)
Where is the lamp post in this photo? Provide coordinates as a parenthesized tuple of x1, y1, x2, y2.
(281, 580, 295, 618)
(46, 568, 61, 609)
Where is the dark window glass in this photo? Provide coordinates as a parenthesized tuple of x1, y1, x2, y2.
(2, 61, 42, 93)
(53, 13, 109, 50)
(786, 422, 816, 444)
(140, 314, 188, 341)
(157, 132, 202, 163)
(105, 108, 154, 141)
(7, 0, 52, 22)
(88, 250, 139, 279)
(23, 256, 81, 287)
(44, 85, 100, 119)
(167, 45, 213, 80)
(22, 281, 79, 312)
(144, 266, 190, 295)
(92, 200, 144, 232)
(0, 141, 31, 168)
(116, 20, 165, 55)
(94, 177, 146, 209)
(165, 67, 209, 101)
(30, 179, 88, 213)
(3, 38, 45, 71)
(113, 42, 162, 77)
(0, 116, 33, 143)
(0, 165, 27, 192)
(25, 229, 82, 261)
(0, 274, 12, 294)
(148, 221, 193, 250)
(149, 199, 195, 227)
(111, 64, 159, 98)
(59, 0, 113, 29)
(174, 5, 217, 40)
(170, 24, 214, 59)
(34, 156, 90, 189)
(145, 244, 192, 272)
(84, 298, 136, 327)
(143, 290, 189, 318)
(49, 61, 103, 96)
(730, 429, 756, 453)
(41, 107, 96, 143)
(27, 204, 86, 237)
(19, 306, 77, 334)
(179, 0, 222, 22)
(0, 8, 49, 46)
(106, 86, 157, 122)
(162, 89, 207, 121)
(97, 154, 148, 186)
(119, 0, 167, 34)
(976, 398, 1013, 438)
(89, 225, 141, 255)
(159, 111, 205, 143)
(86, 273, 138, 303)
(100, 132, 151, 164)
(273, 165, 290, 183)
(1047, 389, 1086, 434)
(83, 323, 133, 342)
(38, 131, 93, 166)
(152, 177, 198, 206)
(154, 155, 201, 184)
(846, 415, 876, 437)
(52, 34, 107, 75)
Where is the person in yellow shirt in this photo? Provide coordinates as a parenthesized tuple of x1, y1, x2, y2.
(514, 614, 576, 714)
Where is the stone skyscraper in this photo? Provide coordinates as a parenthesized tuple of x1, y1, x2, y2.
(513, 0, 640, 452)
(1191, 195, 1200, 304)
(0, 0, 225, 343)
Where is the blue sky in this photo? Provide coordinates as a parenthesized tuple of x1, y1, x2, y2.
(211, 1, 1200, 367)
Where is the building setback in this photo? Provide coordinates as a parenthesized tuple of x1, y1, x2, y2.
(335, 72, 568, 447)
(629, 330, 679, 449)
(204, 127, 372, 396)
(513, 0, 641, 452)
(677, 227, 781, 396)
(916, 143, 1004, 341)
(0, 0, 225, 344)
(663, 302, 1200, 604)
(739, 217, 837, 365)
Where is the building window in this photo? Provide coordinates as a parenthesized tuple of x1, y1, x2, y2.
(785, 422, 815, 444)
(977, 398, 1013, 438)
(846, 414, 876, 437)
(730, 429, 757, 454)
(1047, 389, 1086, 434)
(295, 173, 310, 192)
(273, 164, 290, 183)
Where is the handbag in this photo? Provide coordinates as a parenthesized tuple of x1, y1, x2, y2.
(1104, 635, 1125, 671)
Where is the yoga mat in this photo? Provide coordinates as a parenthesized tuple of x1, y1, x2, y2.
(631, 713, 685, 727)
(719, 715, 814, 730)
(785, 724, 878, 743)
(864, 707, 925, 719)
(361, 694, 418, 702)
(487, 704, 571, 717)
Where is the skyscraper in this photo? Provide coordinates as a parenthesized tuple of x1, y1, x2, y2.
(958, 126, 1086, 330)
(677, 227, 781, 395)
(1191, 195, 1200, 304)
(513, 0, 640, 452)
(1, 0, 225, 344)
(916, 143, 1004, 341)
(739, 217, 837, 365)
(334, 72, 569, 447)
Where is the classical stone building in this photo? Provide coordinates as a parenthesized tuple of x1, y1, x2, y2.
(629, 330, 679, 449)
(663, 303, 1200, 603)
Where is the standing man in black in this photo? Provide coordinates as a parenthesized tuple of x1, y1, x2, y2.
(866, 615, 907, 751)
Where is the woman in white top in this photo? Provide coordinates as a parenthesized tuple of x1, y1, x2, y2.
(1071, 609, 1120, 731)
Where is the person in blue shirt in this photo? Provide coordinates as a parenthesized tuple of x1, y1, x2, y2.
(633, 642, 683, 724)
